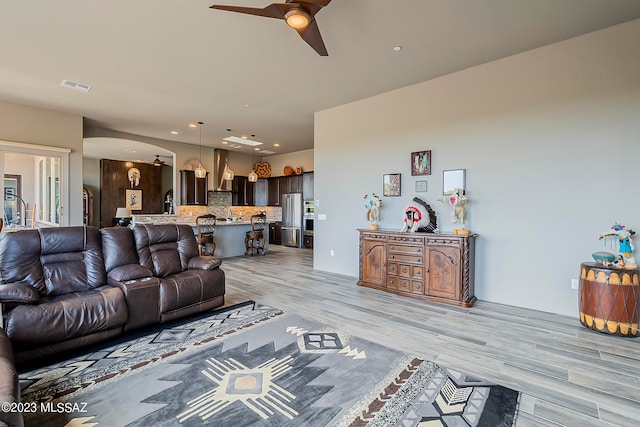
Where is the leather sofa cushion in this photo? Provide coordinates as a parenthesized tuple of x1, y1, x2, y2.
(101, 226, 141, 273)
(5, 285, 127, 349)
(159, 268, 225, 314)
(133, 224, 201, 278)
(0, 226, 107, 296)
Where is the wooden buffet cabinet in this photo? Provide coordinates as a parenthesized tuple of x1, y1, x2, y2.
(358, 230, 477, 307)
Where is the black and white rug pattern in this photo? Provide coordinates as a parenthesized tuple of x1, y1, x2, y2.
(19, 301, 519, 426)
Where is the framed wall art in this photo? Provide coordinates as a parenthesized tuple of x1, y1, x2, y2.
(443, 169, 466, 195)
(411, 150, 431, 176)
(383, 173, 401, 197)
(415, 180, 427, 192)
(125, 189, 142, 210)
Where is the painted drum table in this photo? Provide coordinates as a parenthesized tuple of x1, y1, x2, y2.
(579, 262, 640, 337)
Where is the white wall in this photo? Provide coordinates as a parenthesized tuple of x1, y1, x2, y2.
(0, 100, 83, 225)
(314, 19, 640, 317)
(264, 149, 314, 176)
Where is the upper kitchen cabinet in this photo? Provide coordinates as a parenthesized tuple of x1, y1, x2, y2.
(232, 176, 255, 206)
(303, 172, 313, 199)
(180, 170, 208, 206)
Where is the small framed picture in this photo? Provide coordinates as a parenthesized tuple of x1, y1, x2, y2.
(126, 189, 142, 210)
(415, 180, 427, 192)
(4, 187, 15, 201)
(411, 150, 431, 176)
(383, 173, 401, 197)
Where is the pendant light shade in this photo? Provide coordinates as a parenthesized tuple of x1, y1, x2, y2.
(223, 162, 235, 181)
(248, 169, 258, 182)
(194, 121, 207, 179)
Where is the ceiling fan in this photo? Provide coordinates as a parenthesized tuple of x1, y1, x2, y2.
(153, 155, 166, 167)
(210, 0, 332, 56)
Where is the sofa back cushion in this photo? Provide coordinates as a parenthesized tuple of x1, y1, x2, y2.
(132, 224, 200, 278)
(101, 226, 140, 272)
(0, 226, 107, 296)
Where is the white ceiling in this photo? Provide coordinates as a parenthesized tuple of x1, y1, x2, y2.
(2, 0, 640, 157)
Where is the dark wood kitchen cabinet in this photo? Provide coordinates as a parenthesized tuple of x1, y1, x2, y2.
(269, 222, 282, 245)
(180, 170, 208, 206)
(232, 176, 255, 206)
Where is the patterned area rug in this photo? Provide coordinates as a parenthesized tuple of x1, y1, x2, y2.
(19, 301, 519, 426)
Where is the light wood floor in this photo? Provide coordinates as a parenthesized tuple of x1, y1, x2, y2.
(220, 245, 640, 427)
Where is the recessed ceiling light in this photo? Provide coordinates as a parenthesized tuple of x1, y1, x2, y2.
(254, 148, 260, 151)
(274, 143, 280, 147)
(188, 123, 198, 128)
(170, 130, 179, 135)
(392, 46, 402, 52)
(241, 136, 248, 139)
(222, 140, 229, 145)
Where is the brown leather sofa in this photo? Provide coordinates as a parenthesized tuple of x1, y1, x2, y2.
(0, 224, 225, 363)
(0, 329, 21, 427)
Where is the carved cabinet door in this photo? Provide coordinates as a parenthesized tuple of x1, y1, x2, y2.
(361, 239, 386, 288)
(425, 246, 461, 300)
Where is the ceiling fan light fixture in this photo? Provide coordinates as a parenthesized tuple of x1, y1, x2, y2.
(285, 8, 310, 29)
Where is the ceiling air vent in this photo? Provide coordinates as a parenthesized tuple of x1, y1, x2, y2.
(60, 79, 92, 93)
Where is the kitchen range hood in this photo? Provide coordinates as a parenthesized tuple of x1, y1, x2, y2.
(213, 149, 233, 191)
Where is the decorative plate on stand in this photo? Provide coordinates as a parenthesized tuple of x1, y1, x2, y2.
(254, 162, 272, 178)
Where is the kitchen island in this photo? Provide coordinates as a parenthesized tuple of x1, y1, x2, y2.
(132, 214, 268, 258)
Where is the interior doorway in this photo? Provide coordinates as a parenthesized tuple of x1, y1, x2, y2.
(0, 141, 69, 228)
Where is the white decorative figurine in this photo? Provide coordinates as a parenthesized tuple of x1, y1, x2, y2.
(599, 223, 637, 269)
(364, 193, 382, 230)
(127, 167, 141, 188)
(400, 197, 438, 233)
(438, 188, 469, 235)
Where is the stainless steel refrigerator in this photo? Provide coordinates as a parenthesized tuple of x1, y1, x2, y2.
(281, 193, 303, 247)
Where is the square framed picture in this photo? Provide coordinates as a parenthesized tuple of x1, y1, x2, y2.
(383, 173, 401, 197)
(125, 189, 142, 210)
(415, 180, 427, 192)
(411, 150, 431, 176)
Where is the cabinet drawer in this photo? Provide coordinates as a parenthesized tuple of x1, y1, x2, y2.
(411, 281, 424, 294)
(388, 236, 424, 245)
(387, 276, 398, 290)
(388, 253, 423, 265)
(388, 244, 423, 255)
(362, 232, 387, 241)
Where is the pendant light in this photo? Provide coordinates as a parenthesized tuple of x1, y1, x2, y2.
(194, 121, 207, 179)
(222, 128, 235, 180)
(248, 148, 258, 182)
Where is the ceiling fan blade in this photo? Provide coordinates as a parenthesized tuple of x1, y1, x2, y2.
(209, 4, 285, 19)
(297, 0, 332, 7)
(295, 19, 327, 56)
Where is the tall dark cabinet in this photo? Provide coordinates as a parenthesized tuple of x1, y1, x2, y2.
(180, 170, 208, 206)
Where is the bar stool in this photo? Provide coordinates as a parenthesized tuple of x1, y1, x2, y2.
(245, 213, 266, 256)
(196, 214, 217, 256)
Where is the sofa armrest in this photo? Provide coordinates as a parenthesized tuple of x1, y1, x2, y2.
(188, 256, 222, 271)
(0, 328, 22, 427)
(0, 282, 39, 305)
(107, 264, 153, 283)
